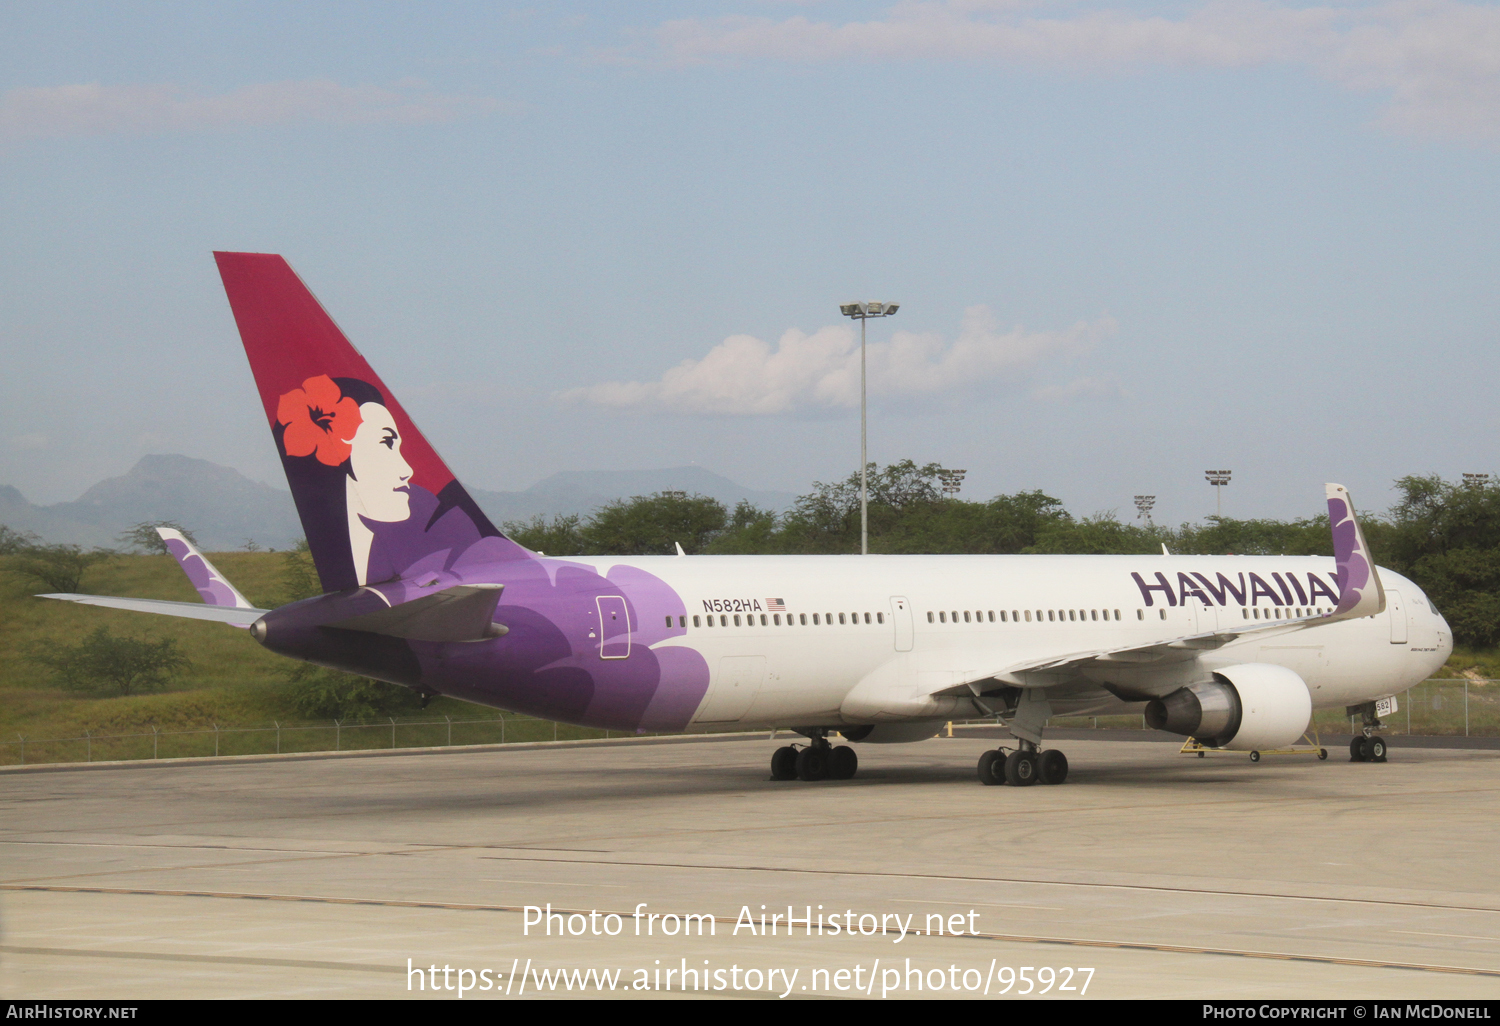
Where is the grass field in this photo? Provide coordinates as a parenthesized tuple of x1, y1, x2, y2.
(3, 550, 1495, 766)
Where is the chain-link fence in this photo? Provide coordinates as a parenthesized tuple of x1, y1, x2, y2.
(0, 713, 632, 767)
(6, 679, 1496, 768)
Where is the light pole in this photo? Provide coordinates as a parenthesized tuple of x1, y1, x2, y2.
(840, 300, 899, 554)
(1134, 494, 1156, 526)
(1205, 470, 1232, 519)
(938, 469, 968, 497)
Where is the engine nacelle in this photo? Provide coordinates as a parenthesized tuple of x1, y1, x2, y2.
(838, 722, 943, 744)
(1144, 663, 1312, 751)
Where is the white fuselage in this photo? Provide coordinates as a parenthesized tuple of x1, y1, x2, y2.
(554, 554, 1451, 731)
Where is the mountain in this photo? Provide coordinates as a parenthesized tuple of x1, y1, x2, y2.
(1, 459, 796, 552)
(1, 455, 304, 552)
(470, 467, 796, 525)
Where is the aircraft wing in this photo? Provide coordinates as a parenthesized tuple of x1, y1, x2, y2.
(935, 482, 1387, 697)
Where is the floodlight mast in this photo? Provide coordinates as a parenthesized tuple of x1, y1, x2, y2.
(1133, 494, 1156, 526)
(1204, 470, 1232, 519)
(839, 301, 899, 555)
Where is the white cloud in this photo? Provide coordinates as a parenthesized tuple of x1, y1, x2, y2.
(0, 79, 504, 142)
(558, 305, 1115, 415)
(644, 1, 1500, 144)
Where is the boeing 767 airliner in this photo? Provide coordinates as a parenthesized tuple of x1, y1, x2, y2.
(43, 253, 1453, 786)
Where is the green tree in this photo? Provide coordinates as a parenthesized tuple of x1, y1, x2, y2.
(0, 525, 40, 555)
(40, 626, 189, 697)
(708, 501, 781, 554)
(116, 520, 198, 554)
(8, 543, 115, 593)
(279, 538, 321, 603)
(581, 492, 728, 555)
(503, 513, 586, 556)
(1380, 474, 1500, 646)
(281, 662, 423, 722)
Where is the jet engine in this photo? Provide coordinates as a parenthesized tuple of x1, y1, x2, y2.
(1144, 663, 1312, 751)
(838, 722, 943, 744)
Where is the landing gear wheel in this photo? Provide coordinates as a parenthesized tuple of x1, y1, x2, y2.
(828, 745, 858, 780)
(1003, 750, 1039, 786)
(977, 750, 1004, 786)
(1369, 736, 1387, 763)
(1318, 748, 1328, 760)
(1038, 749, 1069, 785)
(795, 746, 828, 782)
(770, 746, 799, 781)
(1249, 751, 1261, 763)
(1349, 736, 1369, 762)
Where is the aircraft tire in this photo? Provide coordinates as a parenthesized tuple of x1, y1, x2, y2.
(829, 745, 858, 780)
(1349, 736, 1369, 762)
(977, 750, 1004, 786)
(1369, 736, 1388, 763)
(1003, 751, 1038, 787)
(770, 746, 799, 781)
(1038, 749, 1069, 785)
(796, 746, 828, 782)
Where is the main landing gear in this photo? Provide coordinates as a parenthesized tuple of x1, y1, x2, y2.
(977, 744, 1068, 786)
(770, 731, 858, 782)
(1347, 701, 1390, 763)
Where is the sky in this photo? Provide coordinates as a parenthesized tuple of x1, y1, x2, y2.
(2, 0, 1499, 528)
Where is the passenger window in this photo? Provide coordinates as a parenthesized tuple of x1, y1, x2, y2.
(864, 612, 871, 624)
(693, 615, 701, 627)
(839, 613, 846, 624)
(813, 613, 820, 625)
(734, 614, 741, 626)
(826, 612, 833, 625)
(1114, 610, 1121, 620)
(1137, 609, 1144, 620)
(761, 614, 767, 625)
(721, 615, 728, 626)
(773, 613, 781, 625)
(963, 611, 971, 623)
(999, 610, 1007, 622)
(927, 611, 935, 623)
(951, 610, 959, 623)
(877, 612, 884, 624)
(1243, 609, 1249, 619)
(1068, 610, 1076, 621)
(800, 613, 807, 625)
(1159, 609, 1167, 620)
(1013, 610, 1020, 622)
(939, 611, 947, 623)
(1048, 610, 1055, 622)
(1024, 610, 1032, 622)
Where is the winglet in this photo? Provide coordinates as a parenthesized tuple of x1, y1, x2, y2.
(157, 528, 254, 610)
(1325, 484, 1385, 619)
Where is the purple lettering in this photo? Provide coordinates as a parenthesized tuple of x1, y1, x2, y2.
(1307, 573, 1339, 605)
(1193, 572, 1246, 605)
(1248, 573, 1281, 606)
(1271, 573, 1297, 605)
(1131, 572, 1176, 607)
(1282, 572, 1308, 605)
(1176, 572, 1211, 605)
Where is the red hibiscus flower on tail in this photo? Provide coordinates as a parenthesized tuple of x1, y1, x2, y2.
(276, 375, 363, 466)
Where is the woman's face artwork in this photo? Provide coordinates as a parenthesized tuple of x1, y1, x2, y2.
(347, 402, 413, 522)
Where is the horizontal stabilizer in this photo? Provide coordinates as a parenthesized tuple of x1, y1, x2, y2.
(40, 593, 268, 626)
(326, 583, 506, 643)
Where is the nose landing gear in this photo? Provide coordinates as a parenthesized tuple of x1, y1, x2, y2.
(1347, 701, 1390, 763)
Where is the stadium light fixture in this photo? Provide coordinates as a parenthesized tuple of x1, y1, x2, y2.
(840, 300, 899, 555)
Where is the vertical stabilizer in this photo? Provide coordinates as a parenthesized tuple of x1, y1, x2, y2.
(213, 252, 524, 593)
(1326, 483, 1386, 618)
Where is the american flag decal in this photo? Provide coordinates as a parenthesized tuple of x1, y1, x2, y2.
(766, 598, 786, 611)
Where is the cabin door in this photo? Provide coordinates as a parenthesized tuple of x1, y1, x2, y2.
(890, 596, 914, 652)
(596, 596, 631, 659)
